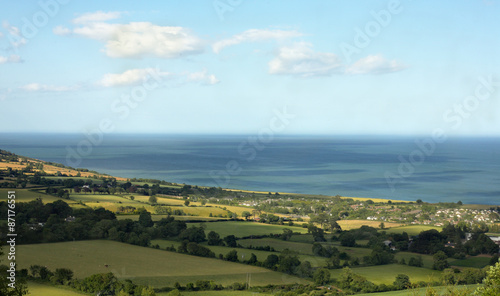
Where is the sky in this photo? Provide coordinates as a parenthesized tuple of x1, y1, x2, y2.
(0, 0, 499, 136)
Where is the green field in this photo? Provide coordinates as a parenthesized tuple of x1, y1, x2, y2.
(152, 239, 327, 268)
(15, 240, 310, 287)
(27, 281, 88, 296)
(117, 214, 227, 222)
(394, 252, 435, 269)
(356, 284, 480, 296)
(329, 264, 442, 285)
(191, 221, 308, 238)
(158, 291, 272, 296)
(0, 188, 80, 206)
(386, 225, 442, 236)
(450, 256, 492, 268)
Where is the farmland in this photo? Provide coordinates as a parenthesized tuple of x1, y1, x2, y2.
(189, 221, 309, 238)
(15, 240, 310, 287)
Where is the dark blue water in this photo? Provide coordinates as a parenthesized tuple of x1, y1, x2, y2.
(1, 133, 499, 204)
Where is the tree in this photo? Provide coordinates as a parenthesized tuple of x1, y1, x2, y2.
(340, 232, 356, 247)
(138, 211, 154, 228)
(242, 211, 251, 220)
(313, 268, 330, 285)
(184, 200, 190, 207)
(207, 231, 223, 246)
(148, 195, 157, 204)
(379, 222, 385, 229)
(264, 254, 279, 269)
(0, 247, 28, 296)
(281, 228, 293, 241)
(474, 258, 500, 295)
(225, 250, 239, 262)
(393, 274, 410, 290)
(223, 235, 237, 247)
(432, 251, 449, 271)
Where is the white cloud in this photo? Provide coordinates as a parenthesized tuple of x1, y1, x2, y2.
(20, 83, 79, 92)
(269, 42, 343, 77)
(0, 32, 3, 38)
(53, 26, 71, 36)
(98, 68, 170, 87)
(2, 21, 26, 48)
(99, 67, 220, 88)
(186, 70, 220, 85)
(73, 11, 122, 24)
(213, 29, 302, 53)
(346, 54, 406, 75)
(0, 55, 23, 64)
(61, 12, 205, 59)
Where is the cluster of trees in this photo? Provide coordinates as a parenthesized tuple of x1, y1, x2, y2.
(410, 225, 499, 257)
(28, 266, 155, 296)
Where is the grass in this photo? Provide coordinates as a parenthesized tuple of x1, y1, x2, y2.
(394, 252, 435, 269)
(238, 238, 314, 255)
(152, 239, 327, 268)
(158, 291, 272, 296)
(116, 214, 227, 222)
(450, 256, 492, 268)
(338, 220, 402, 230)
(15, 240, 309, 287)
(190, 221, 308, 238)
(0, 188, 81, 205)
(329, 264, 442, 285)
(355, 284, 480, 296)
(27, 281, 88, 296)
(386, 225, 442, 236)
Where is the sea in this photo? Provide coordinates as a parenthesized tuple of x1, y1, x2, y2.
(1, 133, 499, 205)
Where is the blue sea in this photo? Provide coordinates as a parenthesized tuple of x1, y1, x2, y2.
(1, 133, 499, 204)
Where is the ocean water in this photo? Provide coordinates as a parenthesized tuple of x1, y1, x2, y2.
(1, 133, 499, 204)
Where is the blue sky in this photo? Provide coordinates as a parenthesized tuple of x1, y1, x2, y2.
(0, 0, 499, 135)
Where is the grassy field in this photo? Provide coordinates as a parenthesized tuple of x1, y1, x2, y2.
(329, 264, 442, 285)
(386, 225, 442, 236)
(0, 188, 82, 206)
(190, 221, 308, 238)
(158, 291, 272, 296)
(15, 240, 309, 287)
(116, 214, 227, 222)
(27, 281, 88, 296)
(450, 256, 492, 268)
(152, 239, 328, 268)
(356, 284, 480, 296)
(338, 220, 403, 230)
(394, 252, 435, 269)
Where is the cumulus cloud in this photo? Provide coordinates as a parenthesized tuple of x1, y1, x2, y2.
(73, 11, 122, 24)
(98, 68, 170, 87)
(20, 83, 80, 92)
(346, 54, 406, 75)
(0, 55, 23, 64)
(98, 68, 219, 88)
(269, 42, 343, 77)
(186, 70, 220, 85)
(212, 29, 302, 53)
(53, 26, 71, 36)
(58, 12, 205, 59)
(2, 21, 26, 48)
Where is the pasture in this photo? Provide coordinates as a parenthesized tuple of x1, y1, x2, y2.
(190, 221, 308, 238)
(386, 225, 442, 236)
(15, 240, 309, 287)
(26, 282, 88, 296)
(329, 264, 442, 285)
(337, 220, 402, 230)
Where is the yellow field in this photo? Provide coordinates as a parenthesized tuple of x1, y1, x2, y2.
(338, 220, 403, 230)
